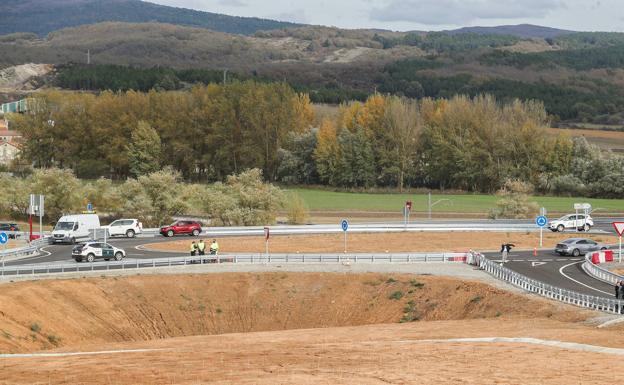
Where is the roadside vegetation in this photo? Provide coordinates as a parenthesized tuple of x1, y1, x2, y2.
(0, 168, 285, 227)
(9, 83, 623, 199)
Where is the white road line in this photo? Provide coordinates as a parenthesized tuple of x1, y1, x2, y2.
(0, 348, 165, 358)
(558, 261, 612, 296)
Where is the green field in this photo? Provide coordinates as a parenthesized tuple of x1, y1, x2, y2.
(291, 188, 624, 215)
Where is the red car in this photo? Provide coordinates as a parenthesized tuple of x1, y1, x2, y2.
(160, 221, 202, 237)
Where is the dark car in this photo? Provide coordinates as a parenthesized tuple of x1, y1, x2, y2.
(554, 238, 608, 257)
(160, 221, 202, 237)
(0, 223, 20, 239)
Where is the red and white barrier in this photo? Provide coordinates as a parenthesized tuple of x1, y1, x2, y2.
(591, 250, 614, 264)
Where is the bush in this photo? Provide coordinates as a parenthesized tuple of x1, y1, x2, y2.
(285, 192, 309, 224)
(489, 180, 539, 219)
(389, 291, 404, 300)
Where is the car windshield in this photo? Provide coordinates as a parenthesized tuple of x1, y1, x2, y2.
(557, 215, 571, 221)
(54, 222, 74, 231)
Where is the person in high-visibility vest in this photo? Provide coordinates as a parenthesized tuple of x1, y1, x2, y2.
(190, 241, 197, 256)
(197, 239, 206, 256)
(210, 239, 219, 255)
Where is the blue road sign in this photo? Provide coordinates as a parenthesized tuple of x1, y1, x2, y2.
(87, 203, 93, 212)
(0, 232, 7, 245)
(341, 219, 349, 232)
(536, 216, 548, 227)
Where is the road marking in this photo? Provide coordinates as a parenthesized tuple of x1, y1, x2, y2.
(558, 261, 612, 296)
(531, 262, 547, 267)
(0, 348, 165, 358)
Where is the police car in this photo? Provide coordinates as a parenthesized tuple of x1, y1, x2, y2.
(72, 242, 126, 262)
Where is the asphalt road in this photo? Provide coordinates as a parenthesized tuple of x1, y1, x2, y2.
(483, 249, 618, 299)
(5, 218, 624, 301)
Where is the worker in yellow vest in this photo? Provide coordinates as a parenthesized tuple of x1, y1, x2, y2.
(210, 239, 219, 255)
(197, 239, 206, 256)
(190, 241, 197, 256)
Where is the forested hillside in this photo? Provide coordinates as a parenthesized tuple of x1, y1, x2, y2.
(3, 20, 624, 122)
(0, 0, 300, 37)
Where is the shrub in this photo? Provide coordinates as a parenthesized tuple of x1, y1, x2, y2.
(389, 291, 404, 300)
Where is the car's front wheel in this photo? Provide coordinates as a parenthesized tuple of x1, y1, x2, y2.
(192, 229, 200, 236)
(126, 229, 135, 238)
(167, 230, 174, 237)
(114, 252, 124, 261)
(557, 225, 565, 232)
(583, 224, 590, 232)
(75, 257, 83, 262)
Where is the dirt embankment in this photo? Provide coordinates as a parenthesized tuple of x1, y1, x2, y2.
(0, 273, 585, 353)
(148, 231, 616, 254)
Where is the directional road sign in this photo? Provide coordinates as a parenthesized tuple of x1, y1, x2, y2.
(536, 216, 548, 227)
(613, 222, 624, 237)
(341, 219, 349, 232)
(0, 232, 7, 245)
(87, 202, 93, 212)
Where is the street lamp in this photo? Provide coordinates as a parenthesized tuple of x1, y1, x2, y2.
(428, 192, 452, 220)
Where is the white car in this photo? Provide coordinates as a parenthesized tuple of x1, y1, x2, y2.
(548, 214, 593, 232)
(106, 219, 142, 238)
(72, 242, 125, 262)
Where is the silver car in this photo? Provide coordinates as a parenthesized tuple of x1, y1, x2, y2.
(554, 238, 607, 257)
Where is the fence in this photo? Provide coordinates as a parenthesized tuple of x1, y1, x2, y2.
(0, 252, 469, 277)
(582, 254, 624, 286)
(472, 252, 624, 314)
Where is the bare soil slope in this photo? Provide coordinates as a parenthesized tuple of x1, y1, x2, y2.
(148, 231, 615, 254)
(4, 319, 624, 384)
(0, 273, 584, 353)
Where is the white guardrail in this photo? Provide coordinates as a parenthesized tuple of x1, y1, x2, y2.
(471, 252, 624, 314)
(0, 237, 48, 261)
(582, 254, 624, 286)
(0, 252, 469, 277)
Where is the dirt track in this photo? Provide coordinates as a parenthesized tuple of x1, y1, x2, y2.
(147, 231, 615, 254)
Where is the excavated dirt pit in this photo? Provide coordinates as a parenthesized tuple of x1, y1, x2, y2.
(0, 273, 622, 384)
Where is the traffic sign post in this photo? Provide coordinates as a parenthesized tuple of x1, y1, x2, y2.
(0, 232, 7, 255)
(613, 222, 624, 263)
(341, 219, 349, 253)
(29, 194, 44, 241)
(264, 226, 270, 257)
(404, 201, 412, 230)
(536, 214, 548, 248)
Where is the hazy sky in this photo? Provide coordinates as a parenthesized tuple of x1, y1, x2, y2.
(150, 0, 624, 32)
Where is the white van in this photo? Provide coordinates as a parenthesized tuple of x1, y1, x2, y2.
(52, 214, 101, 244)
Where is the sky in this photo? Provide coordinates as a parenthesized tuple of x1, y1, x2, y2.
(150, 0, 624, 32)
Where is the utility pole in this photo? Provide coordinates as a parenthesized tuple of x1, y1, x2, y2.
(223, 69, 228, 85)
(87, 50, 90, 65)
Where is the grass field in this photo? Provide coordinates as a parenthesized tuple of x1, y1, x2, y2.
(291, 188, 624, 215)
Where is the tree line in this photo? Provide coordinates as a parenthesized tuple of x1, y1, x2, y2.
(8, 83, 624, 197)
(0, 168, 287, 226)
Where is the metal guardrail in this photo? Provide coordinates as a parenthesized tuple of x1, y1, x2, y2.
(0, 237, 50, 261)
(0, 252, 468, 277)
(582, 254, 624, 285)
(472, 252, 624, 314)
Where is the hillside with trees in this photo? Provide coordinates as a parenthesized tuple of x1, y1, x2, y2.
(3, 20, 624, 123)
(0, 0, 300, 37)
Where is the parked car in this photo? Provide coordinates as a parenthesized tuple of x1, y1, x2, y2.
(0, 223, 19, 239)
(72, 242, 125, 262)
(548, 214, 593, 232)
(159, 221, 202, 237)
(554, 238, 607, 257)
(106, 219, 142, 238)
